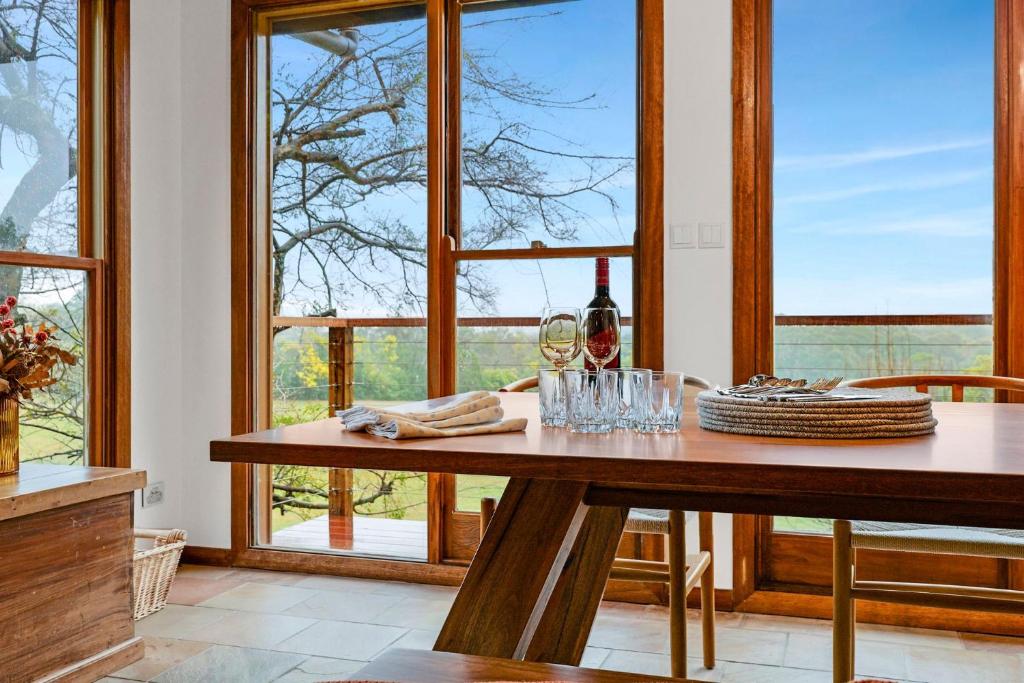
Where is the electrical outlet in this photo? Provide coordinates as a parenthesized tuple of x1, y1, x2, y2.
(142, 481, 165, 508)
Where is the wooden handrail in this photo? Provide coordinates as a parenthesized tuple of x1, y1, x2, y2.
(274, 315, 636, 329)
(775, 314, 992, 326)
(276, 313, 989, 329)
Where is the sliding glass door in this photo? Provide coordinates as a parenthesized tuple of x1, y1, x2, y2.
(238, 0, 662, 568)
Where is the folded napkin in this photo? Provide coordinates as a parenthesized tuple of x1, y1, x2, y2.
(339, 391, 527, 440)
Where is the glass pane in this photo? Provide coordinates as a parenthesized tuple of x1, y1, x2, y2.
(453, 257, 633, 511)
(0, 2, 80, 255)
(263, 5, 429, 560)
(460, 0, 637, 249)
(771, 1, 994, 535)
(0, 266, 86, 465)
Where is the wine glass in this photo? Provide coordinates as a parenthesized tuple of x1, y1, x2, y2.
(582, 306, 621, 372)
(539, 307, 582, 369)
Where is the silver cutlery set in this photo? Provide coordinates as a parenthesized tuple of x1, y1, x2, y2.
(716, 375, 881, 401)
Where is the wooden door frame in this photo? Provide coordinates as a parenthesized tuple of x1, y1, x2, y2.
(730, 0, 1024, 632)
(228, 0, 663, 580)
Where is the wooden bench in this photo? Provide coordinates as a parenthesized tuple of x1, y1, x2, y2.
(350, 649, 698, 682)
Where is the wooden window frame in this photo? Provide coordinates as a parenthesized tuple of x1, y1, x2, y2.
(0, 0, 132, 469)
(731, 0, 1024, 634)
(228, 0, 663, 580)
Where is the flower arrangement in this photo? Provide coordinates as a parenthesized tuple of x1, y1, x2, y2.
(0, 295, 77, 402)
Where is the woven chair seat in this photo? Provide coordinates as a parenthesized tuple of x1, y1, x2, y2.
(852, 521, 1024, 559)
(624, 509, 696, 535)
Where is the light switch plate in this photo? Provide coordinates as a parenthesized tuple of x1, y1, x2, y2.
(698, 223, 724, 249)
(670, 223, 696, 249)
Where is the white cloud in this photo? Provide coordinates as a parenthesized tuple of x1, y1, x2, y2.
(777, 168, 989, 206)
(775, 137, 990, 171)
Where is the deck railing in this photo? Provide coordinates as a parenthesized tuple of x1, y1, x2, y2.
(269, 313, 992, 548)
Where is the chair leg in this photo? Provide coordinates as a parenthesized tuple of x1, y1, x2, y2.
(698, 511, 715, 669)
(833, 520, 855, 683)
(668, 510, 687, 678)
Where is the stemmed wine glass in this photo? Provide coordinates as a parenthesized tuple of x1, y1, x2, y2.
(538, 308, 581, 427)
(582, 306, 621, 372)
(539, 307, 582, 369)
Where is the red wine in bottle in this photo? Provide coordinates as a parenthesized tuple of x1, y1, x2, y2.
(584, 257, 621, 370)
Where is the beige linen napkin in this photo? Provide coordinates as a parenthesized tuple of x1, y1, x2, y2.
(338, 391, 527, 440)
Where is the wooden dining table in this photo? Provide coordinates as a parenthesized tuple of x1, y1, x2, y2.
(210, 392, 1024, 672)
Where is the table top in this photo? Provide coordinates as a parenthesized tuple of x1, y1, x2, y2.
(0, 463, 147, 522)
(211, 393, 1024, 507)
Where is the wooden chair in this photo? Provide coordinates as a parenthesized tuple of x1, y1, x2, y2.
(832, 374, 1024, 683)
(498, 373, 716, 678)
(352, 648, 701, 682)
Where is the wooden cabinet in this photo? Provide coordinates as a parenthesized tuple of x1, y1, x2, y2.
(0, 464, 146, 682)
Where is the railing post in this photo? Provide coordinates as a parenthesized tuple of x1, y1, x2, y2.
(328, 324, 356, 549)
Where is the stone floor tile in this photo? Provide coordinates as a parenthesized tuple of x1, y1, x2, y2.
(284, 588, 405, 623)
(276, 619, 408, 660)
(112, 637, 212, 681)
(151, 645, 304, 683)
(904, 644, 1024, 683)
(166, 577, 244, 606)
(199, 582, 319, 614)
(367, 596, 454, 630)
(784, 632, 906, 681)
(857, 622, 963, 649)
(179, 610, 317, 650)
(959, 631, 1024, 654)
(601, 650, 724, 682)
(273, 656, 367, 682)
(386, 628, 441, 651)
(175, 564, 236, 580)
(719, 661, 831, 682)
(135, 605, 234, 640)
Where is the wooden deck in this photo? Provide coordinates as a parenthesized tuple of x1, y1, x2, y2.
(271, 514, 428, 561)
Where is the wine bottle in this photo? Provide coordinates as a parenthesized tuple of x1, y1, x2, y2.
(584, 257, 621, 370)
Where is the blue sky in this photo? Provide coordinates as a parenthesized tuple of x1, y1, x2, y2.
(773, 0, 994, 315)
(272, 0, 636, 318)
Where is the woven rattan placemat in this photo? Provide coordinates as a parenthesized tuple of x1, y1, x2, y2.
(696, 388, 936, 439)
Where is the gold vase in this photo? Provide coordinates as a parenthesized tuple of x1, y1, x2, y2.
(0, 397, 17, 476)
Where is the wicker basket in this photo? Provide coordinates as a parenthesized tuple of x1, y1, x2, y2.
(133, 528, 187, 620)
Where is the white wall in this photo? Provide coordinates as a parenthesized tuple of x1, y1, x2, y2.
(663, 0, 735, 586)
(131, 0, 184, 532)
(130, 0, 736, 583)
(132, 0, 233, 547)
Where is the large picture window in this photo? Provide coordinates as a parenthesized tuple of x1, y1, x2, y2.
(0, 0, 130, 468)
(232, 0, 662, 572)
(732, 0, 1024, 631)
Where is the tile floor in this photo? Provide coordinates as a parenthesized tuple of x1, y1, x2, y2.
(101, 564, 1024, 683)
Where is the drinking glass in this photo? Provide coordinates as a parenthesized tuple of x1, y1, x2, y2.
(564, 369, 618, 434)
(636, 371, 686, 433)
(538, 369, 568, 427)
(539, 307, 582, 369)
(582, 306, 621, 371)
(608, 368, 652, 429)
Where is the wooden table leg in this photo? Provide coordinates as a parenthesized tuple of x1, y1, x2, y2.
(524, 505, 628, 665)
(434, 478, 589, 659)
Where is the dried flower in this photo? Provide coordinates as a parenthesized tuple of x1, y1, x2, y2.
(0, 305, 8, 316)
(0, 293, 76, 402)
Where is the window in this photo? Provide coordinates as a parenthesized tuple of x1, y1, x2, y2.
(733, 0, 1024, 626)
(0, 0, 129, 468)
(233, 0, 662, 570)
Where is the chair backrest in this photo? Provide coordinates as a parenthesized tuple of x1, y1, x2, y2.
(843, 374, 1024, 402)
(499, 373, 714, 393)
